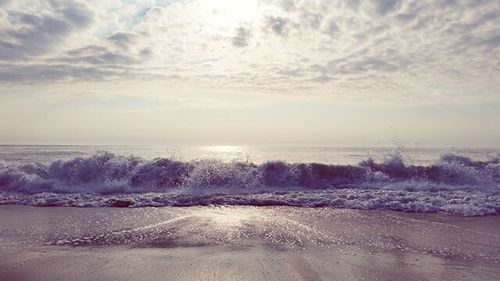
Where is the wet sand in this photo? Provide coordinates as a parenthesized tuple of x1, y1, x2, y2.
(0, 205, 499, 280)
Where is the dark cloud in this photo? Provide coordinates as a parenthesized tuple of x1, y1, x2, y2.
(61, 45, 138, 65)
(279, 0, 297, 11)
(139, 47, 153, 58)
(276, 67, 304, 77)
(477, 34, 500, 49)
(82, 52, 137, 65)
(350, 0, 401, 17)
(0, 0, 11, 7)
(231, 27, 251, 48)
(372, 0, 400, 16)
(433, 0, 457, 8)
(27, 24, 155, 80)
(0, 63, 118, 83)
(67, 45, 109, 56)
(344, 58, 400, 73)
(0, 14, 71, 60)
(264, 16, 289, 36)
(0, 1, 94, 61)
(344, 0, 361, 10)
(395, 13, 417, 24)
(310, 64, 328, 76)
(61, 5, 94, 28)
(309, 56, 404, 80)
(325, 18, 339, 36)
(108, 32, 137, 49)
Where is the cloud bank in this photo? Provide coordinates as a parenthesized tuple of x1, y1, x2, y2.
(0, 0, 498, 103)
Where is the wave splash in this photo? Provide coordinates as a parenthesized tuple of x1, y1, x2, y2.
(1, 152, 499, 215)
(1, 151, 499, 193)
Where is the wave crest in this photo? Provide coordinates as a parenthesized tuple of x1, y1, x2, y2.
(0, 151, 499, 194)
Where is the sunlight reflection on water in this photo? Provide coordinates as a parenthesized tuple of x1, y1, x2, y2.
(0, 145, 498, 165)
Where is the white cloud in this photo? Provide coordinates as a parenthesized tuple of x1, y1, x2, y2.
(0, 0, 498, 104)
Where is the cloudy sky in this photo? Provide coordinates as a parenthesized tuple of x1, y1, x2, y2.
(0, 0, 499, 146)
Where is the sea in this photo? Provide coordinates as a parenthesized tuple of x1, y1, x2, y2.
(0, 145, 499, 216)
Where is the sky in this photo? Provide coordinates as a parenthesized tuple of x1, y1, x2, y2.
(0, 0, 499, 147)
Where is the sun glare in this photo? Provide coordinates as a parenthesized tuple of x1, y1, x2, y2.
(198, 0, 261, 30)
(207, 145, 245, 153)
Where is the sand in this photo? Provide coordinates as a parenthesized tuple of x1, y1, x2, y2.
(0, 205, 499, 281)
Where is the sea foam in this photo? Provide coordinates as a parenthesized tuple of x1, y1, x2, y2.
(0, 152, 499, 215)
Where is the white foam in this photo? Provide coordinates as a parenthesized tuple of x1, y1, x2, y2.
(0, 152, 499, 216)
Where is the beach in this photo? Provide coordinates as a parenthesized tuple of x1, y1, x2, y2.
(2, 0, 500, 279)
(1, 205, 499, 281)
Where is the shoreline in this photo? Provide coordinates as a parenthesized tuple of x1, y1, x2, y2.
(2, 202, 500, 217)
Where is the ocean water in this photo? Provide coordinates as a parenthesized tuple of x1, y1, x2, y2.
(0, 145, 499, 216)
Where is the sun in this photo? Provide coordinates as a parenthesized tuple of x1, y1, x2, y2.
(198, 0, 262, 30)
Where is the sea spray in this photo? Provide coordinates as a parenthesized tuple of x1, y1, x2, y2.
(0, 152, 499, 215)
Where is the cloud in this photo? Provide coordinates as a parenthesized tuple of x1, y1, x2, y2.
(264, 15, 289, 36)
(139, 47, 153, 58)
(0, 1, 94, 61)
(366, 0, 401, 16)
(324, 18, 339, 36)
(300, 10, 323, 30)
(0, 63, 118, 82)
(0, 0, 498, 105)
(0, 0, 12, 8)
(61, 51, 138, 65)
(231, 26, 251, 47)
(60, 3, 94, 28)
(108, 32, 138, 49)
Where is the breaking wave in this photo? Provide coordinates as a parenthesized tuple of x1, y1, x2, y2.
(1, 152, 499, 215)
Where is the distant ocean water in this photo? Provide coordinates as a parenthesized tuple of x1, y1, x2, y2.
(1, 145, 499, 216)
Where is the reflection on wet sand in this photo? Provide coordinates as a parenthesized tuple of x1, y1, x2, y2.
(0, 206, 499, 281)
